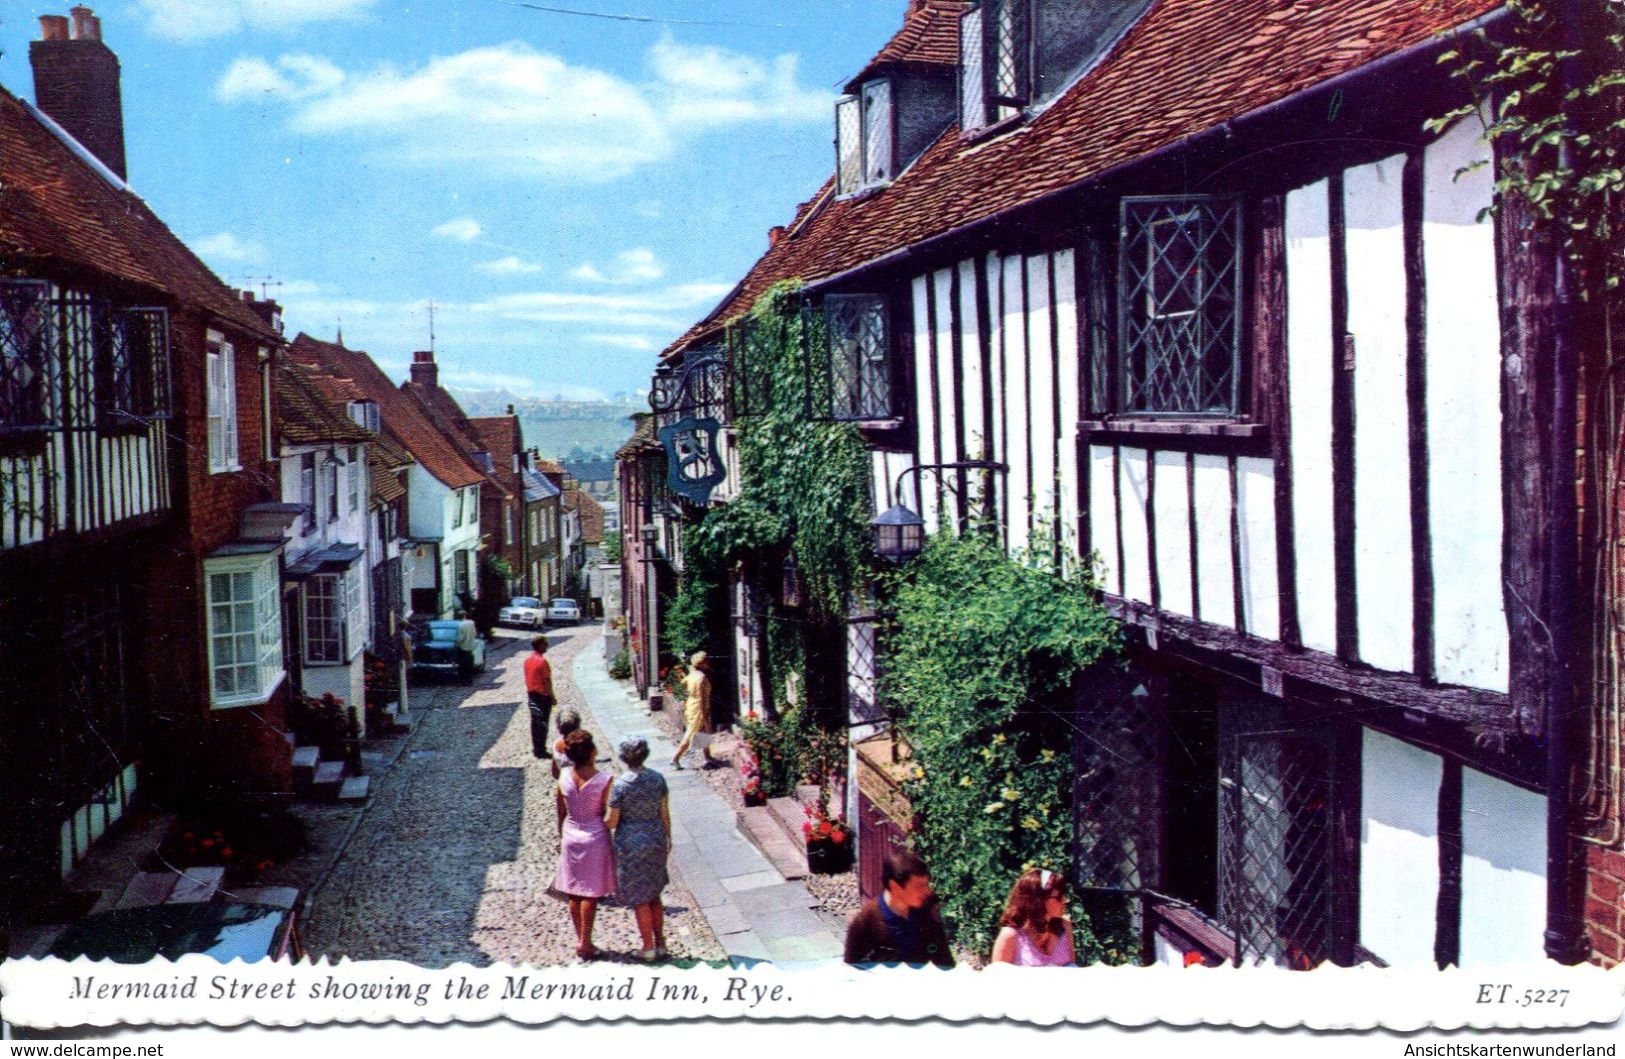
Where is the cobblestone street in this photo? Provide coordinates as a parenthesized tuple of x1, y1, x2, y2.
(303, 624, 726, 966)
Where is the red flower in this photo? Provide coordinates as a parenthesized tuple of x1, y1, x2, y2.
(831, 829, 846, 844)
(1183, 950, 1206, 968)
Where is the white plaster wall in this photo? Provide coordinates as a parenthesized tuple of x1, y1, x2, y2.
(1002, 254, 1031, 552)
(1119, 448, 1152, 604)
(1192, 453, 1235, 628)
(870, 450, 891, 515)
(1425, 117, 1509, 692)
(911, 275, 939, 532)
(1027, 254, 1057, 531)
(1460, 769, 1547, 965)
(302, 658, 363, 711)
(1237, 457, 1280, 639)
(1053, 250, 1082, 560)
(1345, 155, 1415, 673)
(406, 464, 448, 540)
(1089, 445, 1120, 594)
(1153, 451, 1193, 617)
(1286, 180, 1338, 654)
(932, 267, 959, 532)
(1360, 729, 1442, 967)
(958, 259, 987, 464)
(986, 253, 1007, 545)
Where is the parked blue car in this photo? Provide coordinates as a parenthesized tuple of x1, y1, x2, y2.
(409, 620, 487, 683)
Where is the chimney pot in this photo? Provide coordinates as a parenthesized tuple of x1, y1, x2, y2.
(409, 350, 438, 389)
(506, 404, 516, 416)
(39, 16, 69, 41)
(70, 6, 100, 41)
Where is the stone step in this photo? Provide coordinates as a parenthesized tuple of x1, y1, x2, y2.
(766, 796, 807, 847)
(735, 807, 807, 881)
(794, 784, 822, 809)
(338, 775, 370, 802)
(168, 866, 225, 904)
(232, 886, 300, 910)
(311, 760, 346, 800)
(291, 746, 321, 788)
(114, 870, 177, 909)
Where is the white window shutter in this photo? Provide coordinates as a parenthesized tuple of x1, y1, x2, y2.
(836, 96, 862, 195)
(960, 8, 986, 132)
(206, 351, 222, 469)
(221, 342, 238, 468)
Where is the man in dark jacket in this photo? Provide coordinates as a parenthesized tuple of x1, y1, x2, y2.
(844, 848, 955, 967)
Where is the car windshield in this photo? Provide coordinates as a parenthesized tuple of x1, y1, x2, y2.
(49, 903, 289, 963)
(550, 599, 575, 608)
(509, 598, 541, 609)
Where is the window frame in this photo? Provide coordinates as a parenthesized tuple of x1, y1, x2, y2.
(206, 332, 240, 473)
(1111, 194, 1246, 419)
(834, 76, 897, 197)
(325, 457, 341, 523)
(299, 452, 317, 535)
(815, 292, 896, 422)
(204, 552, 284, 708)
(348, 446, 362, 514)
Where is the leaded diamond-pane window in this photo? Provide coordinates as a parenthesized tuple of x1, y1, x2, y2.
(835, 79, 895, 196)
(985, 0, 1030, 116)
(1118, 196, 1242, 415)
(820, 294, 892, 421)
(119, 308, 171, 420)
(0, 279, 55, 431)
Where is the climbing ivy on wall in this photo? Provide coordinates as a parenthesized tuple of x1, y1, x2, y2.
(686, 281, 873, 722)
(882, 528, 1124, 960)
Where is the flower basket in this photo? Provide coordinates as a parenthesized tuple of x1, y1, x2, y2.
(806, 836, 853, 875)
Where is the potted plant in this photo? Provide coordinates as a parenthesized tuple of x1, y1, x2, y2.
(802, 799, 853, 874)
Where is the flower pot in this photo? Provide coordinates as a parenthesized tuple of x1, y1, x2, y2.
(742, 789, 767, 808)
(806, 836, 853, 875)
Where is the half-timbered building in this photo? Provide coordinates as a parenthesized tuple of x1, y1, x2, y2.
(659, 0, 1606, 966)
(0, 8, 292, 923)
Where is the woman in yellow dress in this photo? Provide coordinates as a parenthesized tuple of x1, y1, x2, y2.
(671, 651, 714, 769)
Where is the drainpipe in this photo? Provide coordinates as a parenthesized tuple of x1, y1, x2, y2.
(1544, 0, 1587, 966)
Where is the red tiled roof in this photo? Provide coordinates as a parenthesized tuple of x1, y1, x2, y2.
(666, 0, 1499, 360)
(401, 378, 513, 501)
(0, 84, 275, 340)
(275, 361, 373, 446)
(288, 334, 487, 491)
(571, 489, 605, 544)
(471, 415, 526, 508)
(847, 0, 970, 90)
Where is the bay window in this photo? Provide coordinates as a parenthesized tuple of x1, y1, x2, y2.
(0, 279, 53, 432)
(205, 552, 283, 707)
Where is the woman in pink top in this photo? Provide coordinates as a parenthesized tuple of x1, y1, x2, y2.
(989, 868, 1076, 967)
(554, 730, 616, 960)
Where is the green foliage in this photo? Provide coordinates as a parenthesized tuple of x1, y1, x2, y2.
(665, 521, 725, 660)
(1429, 0, 1625, 292)
(737, 705, 845, 798)
(608, 647, 632, 680)
(483, 552, 515, 582)
(687, 282, 873, 619)
(883, 529, 1122, 960)
(603, 532, 623, 564)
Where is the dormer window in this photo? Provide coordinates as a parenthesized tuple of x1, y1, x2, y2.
(348, 399, 380, 434)
(961, 0, 1154, 134)
(835, 78, 895, 196)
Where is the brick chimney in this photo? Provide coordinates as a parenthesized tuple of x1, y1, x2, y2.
(410, 350, 437, 389)
(30, 7, 128, 181)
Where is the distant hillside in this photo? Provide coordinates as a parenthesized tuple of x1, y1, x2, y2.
(452, 390, 645, 465)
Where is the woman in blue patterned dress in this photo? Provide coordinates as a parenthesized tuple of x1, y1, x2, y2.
(607, 736, 671, 961)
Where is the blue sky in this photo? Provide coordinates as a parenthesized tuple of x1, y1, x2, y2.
(0, 0, 903, 399)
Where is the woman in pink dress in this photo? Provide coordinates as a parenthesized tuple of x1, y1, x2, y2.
(989, 868, 1076, 967)
(554, 729, 616, 960)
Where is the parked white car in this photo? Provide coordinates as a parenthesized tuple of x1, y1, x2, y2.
(499, 596, 546, 628)
(546, 597, 582, 625)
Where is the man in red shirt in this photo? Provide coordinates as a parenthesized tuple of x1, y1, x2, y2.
(524, 635, 555, 759)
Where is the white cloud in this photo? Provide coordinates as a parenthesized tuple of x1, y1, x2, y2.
(570, 248, 665, 285)
(139, 0, 376, 41)
(217, 54, 346, 102)
(584, 334, 658, 353)
(191, 231, 264, 263)
(478, 256, 546, 276)
(216, 38, 834, 182)
(433, 218, 482, 243)
(468, 282, 731, 330)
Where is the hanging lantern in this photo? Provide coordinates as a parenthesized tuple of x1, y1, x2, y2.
(872, 503, 926, 563)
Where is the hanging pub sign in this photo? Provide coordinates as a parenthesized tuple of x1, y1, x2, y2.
(651, 348, 728, 504)
(657, 415, 725, 504)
